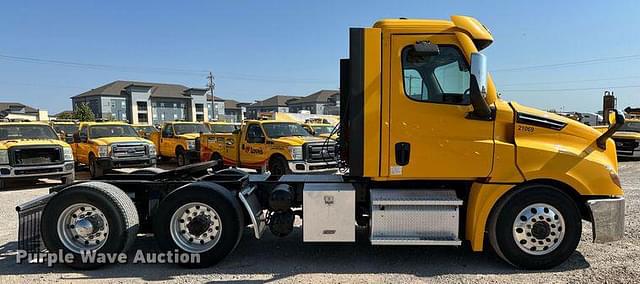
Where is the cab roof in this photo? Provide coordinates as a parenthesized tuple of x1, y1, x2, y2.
(79, 121, 130, 126)
(0, 121, 51, 126)
(373, 15, 493, 50)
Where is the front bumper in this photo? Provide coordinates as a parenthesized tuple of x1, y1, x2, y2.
(97, 156, 157, 170)
(288, 160, 338, 174)
(0, 161, 74, 179)
(616, 149, 640, 158)
(587, 197, 625, 243)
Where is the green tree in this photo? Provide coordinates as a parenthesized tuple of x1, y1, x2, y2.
(73, 103, 96, 121)
(56, 112, 74, 120)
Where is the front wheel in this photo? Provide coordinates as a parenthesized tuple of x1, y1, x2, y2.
(268, 156, 289, 176)
(176, 148, 188, 167)
(488, 185, 582, 269)
(89, 154, 104, 178)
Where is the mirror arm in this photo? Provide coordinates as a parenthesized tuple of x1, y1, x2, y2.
(468, 75, 493, 120)
(596, 111, 625, 149)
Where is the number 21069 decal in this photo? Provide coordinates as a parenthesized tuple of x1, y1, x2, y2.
(517, 125, 535, 133)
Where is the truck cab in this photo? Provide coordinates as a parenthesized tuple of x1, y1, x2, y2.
(201, 120, 337, 174)
(303, 123, 337, 140)
(149, 121, 210, 166)
(131, 124, 158, 140)
(72, 122, 157, 177)
(205, 121, 239, 134)
(50, 120, 78, 143)
(0, 122, 74, 189)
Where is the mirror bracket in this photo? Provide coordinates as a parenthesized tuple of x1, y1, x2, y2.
(596, 109, 625, 149)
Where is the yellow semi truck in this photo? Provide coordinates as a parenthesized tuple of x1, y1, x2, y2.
(201, 120, 337, 174)
(149, 121, 211, 166)
(72, 122, 157, 177)
(0, 122, 75, 189)
(18, 16, 625, 270)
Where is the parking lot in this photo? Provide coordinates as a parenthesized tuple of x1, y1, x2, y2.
(0, 160, 636, 283)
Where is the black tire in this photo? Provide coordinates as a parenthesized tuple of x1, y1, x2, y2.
(61, 172, 75, 185)
(268, 155, 289, 176)
(210, 153, 224, 171)
(40, 181, 139, 269)
(176, 147, 187, 167)
(153, 182, 244, 268)
(488, 184, 582, 269)
(89, 154, 104, 178)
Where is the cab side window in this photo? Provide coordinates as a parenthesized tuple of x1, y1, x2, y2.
(162, 125, 174, 138)
(246, 124, 264, 143)
(402, 45, 470, 104)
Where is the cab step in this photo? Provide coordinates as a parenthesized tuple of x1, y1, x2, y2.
(370, 189, 463, 245)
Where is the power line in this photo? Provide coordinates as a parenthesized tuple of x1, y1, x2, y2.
(499, 75, 640, 87)
(0, 53, 336, 84)
(492, 54, 640, 72)
(502, 84, 640, 93)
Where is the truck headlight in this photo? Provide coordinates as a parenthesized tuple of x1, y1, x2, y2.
(288, 146, 303, 160)
(63, 147, 74, 161)
(187, 140, 196, 150)
(98, 146, 109, 157)
(148, 144, 157, 156)
(0, 150, 8, 165)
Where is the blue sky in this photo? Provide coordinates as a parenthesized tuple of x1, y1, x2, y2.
(1, 0, 639, 113)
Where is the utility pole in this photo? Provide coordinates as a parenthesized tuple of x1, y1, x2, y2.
(207, 72, 216, 120)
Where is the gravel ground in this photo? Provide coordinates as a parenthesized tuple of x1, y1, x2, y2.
(0, 161, 638, 283)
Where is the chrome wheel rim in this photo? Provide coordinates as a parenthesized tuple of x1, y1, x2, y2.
(169, 202, 222, 253)
(57, 203, 109, 254)
(513, 203, 566, 255)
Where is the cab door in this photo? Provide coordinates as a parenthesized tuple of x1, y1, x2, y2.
(160, 124, 176, 157)
(388, 34, 493, 179)
(239, 123, 269, 169)
(74, 125, 90, 164)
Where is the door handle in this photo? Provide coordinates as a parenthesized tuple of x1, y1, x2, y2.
(395, 142, 411, 166)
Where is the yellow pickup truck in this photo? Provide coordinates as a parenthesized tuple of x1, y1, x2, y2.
(0, 122, 75, 189)
(72, 122, 157, 177)
(201, 120, 337, 174)
(149, 121, 211, 166)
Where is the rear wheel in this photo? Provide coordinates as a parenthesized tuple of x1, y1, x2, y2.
(41, 182, 139, 269)
(488, 185, 581, 269)
(268, 155, 289, 176)
(153, 182, 243, 268)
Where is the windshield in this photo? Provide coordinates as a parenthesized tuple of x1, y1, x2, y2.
(210, 124, 238, 133)
(89, 125, 139, 138)
(312, 125, 334, 135)
(53, 124, 78, 135)
(134, 126, 157, 133)
(0, 125, 59, 140)
(619, 121, 640, 133)
(263, 123, 311, 138)
(174, 124, 210, 135)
